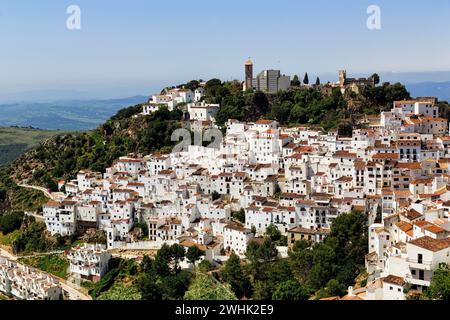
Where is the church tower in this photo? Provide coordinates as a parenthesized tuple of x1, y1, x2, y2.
(339, 70, 347, 87)
(244, 59, 253, 91)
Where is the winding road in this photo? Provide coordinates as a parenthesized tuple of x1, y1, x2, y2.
(24, 211, 45, 222)
(18, 183, 56, 200)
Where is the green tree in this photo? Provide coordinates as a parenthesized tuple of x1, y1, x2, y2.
(265, 224, 281, 242)
(138, 273, 163, 300)
(271, 101, 292, 124)
(289, 240, 314, 284)
(186, 246, 204, 266)
(315, 77, 321, 86)
(232, 209, 245, 224)
(371, 73, 380, 85)
(272, 280, 309, 300)
(426, 263, 450, 300)
(246, 238, 278, 266)
(185, 80, 200, 91)
(252, 279, 272, 300)
(153, 244, 172, 277)
(328, 210, 368, 272)
(303, 72, 309, 85)
(259, 238, 279, 262)
(170, 243, 186, 272)
(211, 191, 221, 201)
(135, 221, 149, 238)
(205, 78, 222, 89)
(316, 279, 346, 299)
(307, 242, 337, 290)
(246, 238, 278, 281)
(0, 212, 24, 234)
(198, 260, 213, 273)
(221, 253, 252, 298)
(248, 91, 270, 120)
(140, 255, 153, 273)
(291, 75, 301, 87)
(160, 271, 191, 300)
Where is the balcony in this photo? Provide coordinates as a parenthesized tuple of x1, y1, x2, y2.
(406, 258, 432, 270)
(405, 275, 431, 287)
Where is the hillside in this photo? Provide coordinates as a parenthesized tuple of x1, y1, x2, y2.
(0, 127, 70, 166)
(0, 103, 181, 213)
(9, 105, 182, 189)
(0, 96, 147, 131)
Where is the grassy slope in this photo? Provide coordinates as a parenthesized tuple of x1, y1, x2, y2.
(0, 230, 21, 246)
(18, 254, 69, 279)
(0, 127, 69, 166)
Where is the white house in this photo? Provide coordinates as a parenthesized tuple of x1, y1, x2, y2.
(67, 243, 112, 282)
(223, 224, 253, 256)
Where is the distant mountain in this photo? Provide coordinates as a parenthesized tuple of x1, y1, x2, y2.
(0, 96, 147, 131)
(405, 82, 450, 102)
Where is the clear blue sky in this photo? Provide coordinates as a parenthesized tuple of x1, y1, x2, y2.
(1, 0, 450, 99)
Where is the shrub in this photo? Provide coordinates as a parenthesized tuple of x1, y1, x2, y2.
(0, 212, 24, 234)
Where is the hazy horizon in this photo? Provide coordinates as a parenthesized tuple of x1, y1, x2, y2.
(1, 70, 450, 103)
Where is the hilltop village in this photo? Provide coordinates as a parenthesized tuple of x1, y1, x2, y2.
(42, 92, 450, 300)
(2, 63, 450, 301)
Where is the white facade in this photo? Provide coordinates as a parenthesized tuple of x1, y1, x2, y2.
(223, 224, 253, 256)
(67, 244, 112, 282)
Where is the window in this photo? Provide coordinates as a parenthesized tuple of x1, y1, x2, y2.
(419, 270, 424, 281)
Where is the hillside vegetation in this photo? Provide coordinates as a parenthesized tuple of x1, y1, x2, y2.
(0, 168, 48, 213)
(18, 254, 69, 279)
(9, 105, 182, 190)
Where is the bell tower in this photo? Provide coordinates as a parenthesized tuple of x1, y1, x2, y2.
(339, 70, 347, 86)
(245, 58, 253, 91)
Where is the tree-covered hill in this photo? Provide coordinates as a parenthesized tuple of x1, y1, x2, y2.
(204, 79, 411, 130)
(9, 105, 182, 189)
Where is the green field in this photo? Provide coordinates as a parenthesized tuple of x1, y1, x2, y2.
(0, 127, 68, 166)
